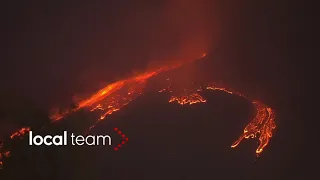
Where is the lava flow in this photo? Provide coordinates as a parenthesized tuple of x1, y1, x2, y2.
(167, 84, 276, 155)
(0, 127, 30, 169)
(169, 92, 207, 105)
(0, 53, 276, 169)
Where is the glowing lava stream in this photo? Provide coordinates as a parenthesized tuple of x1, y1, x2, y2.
(0, 53, 276, 169)
(163, 84, 276, 155)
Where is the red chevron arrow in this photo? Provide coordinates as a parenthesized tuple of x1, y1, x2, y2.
(113, 127, 129, 151)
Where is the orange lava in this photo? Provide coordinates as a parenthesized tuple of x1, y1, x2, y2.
(50, 70, 162, 121)
(10, 127, 30, 139)
(231, 101, 276, 154)
(0, 52, 276, 169)
(0, 127, 30, 169)
(50, 53, 206, 121)
(169, 84, 276, 155)
(169, 92, 206, 105)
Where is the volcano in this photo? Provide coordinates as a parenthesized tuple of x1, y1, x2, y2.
(0, 53, 280, 179)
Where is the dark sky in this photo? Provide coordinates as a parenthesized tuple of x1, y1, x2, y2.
(1, 0, 315, 178)
(3, 0, 215, 108)
(2, 0, 309, 108)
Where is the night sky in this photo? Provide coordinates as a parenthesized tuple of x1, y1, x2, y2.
(1, 0, 314, 179)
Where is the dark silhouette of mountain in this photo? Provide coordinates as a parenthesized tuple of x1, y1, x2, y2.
(0, 87, 300, 179)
